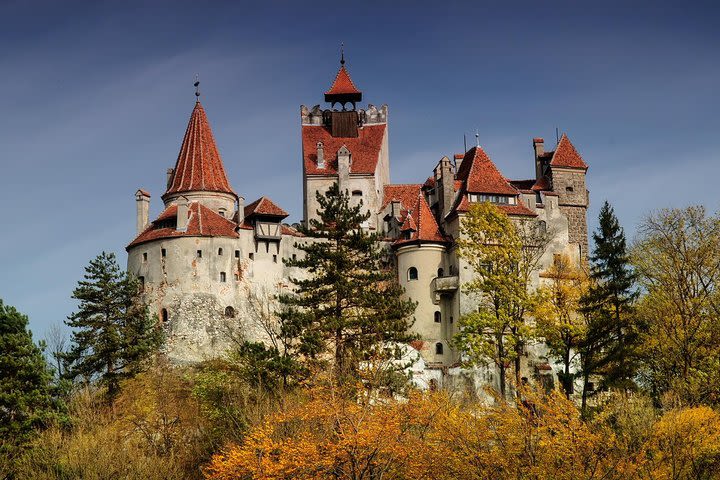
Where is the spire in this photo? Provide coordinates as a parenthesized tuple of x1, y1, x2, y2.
(163, 102, 236, 199)
(550, 133, 588, 169)
(324, 47, 362, 107)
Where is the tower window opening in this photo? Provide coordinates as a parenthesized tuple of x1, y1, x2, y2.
(566, 186, 574, 193)
(142, 252, 148, 262)
(161, 308, 168, 323)
(138, 276, 145, 292)
(352, 190, 362, 197)
(273, 254, 277, 263)
(220, 272, 226, 282)
(450, 316, 454, 324)
(218, 248, 223, 255)
(434, 311, 441, 323)
(407, 267, 418, 281)
(435, 343, 444, 355)
(225, 306, 236, 318)
(539, 220, 547, 234)
(437, 268, 444, 277)
(197, 250, 202, 258)
(292, 253, 297, 261)
(161, 248, 166, 258)
(234, 250, 240, 258)
(249, 253, 254, 260)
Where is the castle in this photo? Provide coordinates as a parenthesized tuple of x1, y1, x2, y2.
(127, 57, 589, 391)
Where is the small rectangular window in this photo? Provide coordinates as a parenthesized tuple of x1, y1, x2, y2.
(292, 253, 297, 261)
(273, 255, 277, 263)
(142, 252, 148, 262)
(161, 248, 166, 258)
(218, 248, 223, 255)
(220, 272, 226, 282)
(197, 250, 202, 258)
(234, 250, 240, 258)
(249, 253, 254, 260)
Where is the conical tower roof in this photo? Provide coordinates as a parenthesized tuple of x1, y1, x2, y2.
(550, 134, 588, 169)
(163, 102, 236, 199)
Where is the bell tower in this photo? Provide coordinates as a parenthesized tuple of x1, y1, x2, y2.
(300, 49, 390, 230)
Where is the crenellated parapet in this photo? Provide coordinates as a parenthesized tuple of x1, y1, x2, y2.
(300, 104, 388, 126)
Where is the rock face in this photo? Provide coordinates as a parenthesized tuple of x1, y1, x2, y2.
(127, 61, 589, 395)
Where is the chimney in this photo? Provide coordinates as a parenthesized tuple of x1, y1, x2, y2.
(437, 156, 455, 222)
(533, 138, 545, 180)
(236, 196, 245, 226)
(337, 145, 351, 194)
(317, 141, 325, 169)
(176, 196, 189, 231)
(135, 189, 151, 234)
(166, 168, 175, 189)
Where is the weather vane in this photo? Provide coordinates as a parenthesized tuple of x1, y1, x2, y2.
(194, 74, 200, 100)
(475, 129, 480, 147)
(340, 42, 345, 65)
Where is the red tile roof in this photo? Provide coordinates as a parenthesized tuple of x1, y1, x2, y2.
(164, 102, 236, 199)
(394, 193, 448, 246)
(499, 204, 537, 217)
(281, 224, 304, 237)
(400, 212, 417, 231)
(382, 184, 423, 212)
(550, 134, 588, 169)
(456, 147, 518, 195)
(244, 196, 288, 219)
(302, 124, 386, 175)
(127, 202, 238, 249)
(531, 176, 551, 191)
(137, 189, 151, 197)
(325, 66, 361, 96)
(423, 176, 436, 189)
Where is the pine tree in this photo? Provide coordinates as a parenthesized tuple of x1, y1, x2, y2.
(64, 252, 163, 400)
(280, 183, 417, 385)
(0, 299, 56, 462)
(580, 201, 638, 409)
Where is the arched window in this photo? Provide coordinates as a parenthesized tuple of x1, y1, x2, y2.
(161, 308, 168, 323)
(437, 268, 444, 277)
(407, 267, 418, 281)
(434, 311, 441, 323)
(218, 248, 223, 255)
(225, 306, 236, 318)
(435, 342, 444, 355)
(539, 220, 547, 234)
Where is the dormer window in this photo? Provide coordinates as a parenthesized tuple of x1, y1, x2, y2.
(218, 208, 227, 218)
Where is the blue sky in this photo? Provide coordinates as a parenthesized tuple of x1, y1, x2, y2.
(1, 0, 719, 337)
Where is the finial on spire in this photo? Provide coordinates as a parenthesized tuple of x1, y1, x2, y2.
(194, 74, 200, 101)
(475, 130, 480, 147)
(340, 42, 345, 65)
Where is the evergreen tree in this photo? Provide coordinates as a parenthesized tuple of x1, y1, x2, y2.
(0, 299, 56, 462)
(64, 252, 163, 400)
(280, 183, 417, 384)
(580, 201, 638, 408)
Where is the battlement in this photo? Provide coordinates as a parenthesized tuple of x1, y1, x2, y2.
(300, 104, 388, 126)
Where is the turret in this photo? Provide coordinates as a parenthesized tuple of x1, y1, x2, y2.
(162, 99, 238, 217)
